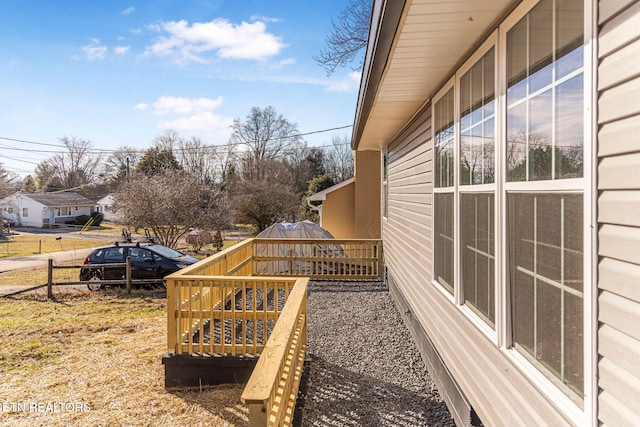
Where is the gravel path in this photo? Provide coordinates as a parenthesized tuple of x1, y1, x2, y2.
(296, 280, 455, 427)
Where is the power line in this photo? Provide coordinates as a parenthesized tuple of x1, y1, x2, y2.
(0, 124, 353, 155)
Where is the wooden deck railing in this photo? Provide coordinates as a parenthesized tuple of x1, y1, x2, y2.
(241, 278, 308, 426)
(167, 276, 302, 357)
(166, 237, 381, 427)
(253, 238, 381, 279)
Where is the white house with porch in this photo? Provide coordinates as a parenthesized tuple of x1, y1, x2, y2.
(0, 192, 96, 228)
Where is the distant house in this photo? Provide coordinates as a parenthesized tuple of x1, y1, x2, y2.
(0, 192, 96, 228)
(96, 194, 119, 222)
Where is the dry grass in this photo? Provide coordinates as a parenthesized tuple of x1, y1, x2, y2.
(0, 236, 112, 258)
(0, 261, 80, 288)
(0, 290, 249, 427)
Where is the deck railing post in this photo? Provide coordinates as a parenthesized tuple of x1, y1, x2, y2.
(247, 403, 268, 426)
(166, 277, 176, 352)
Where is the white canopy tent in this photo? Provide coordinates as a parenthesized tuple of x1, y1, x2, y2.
(256, 220, 334, 239)
(255, 221, 337, 275)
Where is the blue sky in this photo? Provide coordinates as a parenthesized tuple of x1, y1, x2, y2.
(0, 1, 361, 177)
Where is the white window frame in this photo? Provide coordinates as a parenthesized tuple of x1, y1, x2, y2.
(22, 207, 28, 218)
(499, 0, 594, 422)
(456, 33, 500, 342)
(57, 207, 72, 217)
(431, 78, 457, 303)
(428, 0, 594, 423)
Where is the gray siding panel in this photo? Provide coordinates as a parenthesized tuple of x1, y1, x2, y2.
(597, 1, 640, 426)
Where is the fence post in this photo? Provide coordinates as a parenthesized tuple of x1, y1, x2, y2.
(47, 258, 53, 299)
(126, 256, 132, 294)
(39, 240, 42, 254)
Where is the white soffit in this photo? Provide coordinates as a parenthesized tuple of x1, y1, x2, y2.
(357, 0, 513, 150)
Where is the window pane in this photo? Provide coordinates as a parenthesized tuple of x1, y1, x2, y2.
(461, 48, 495, 185)
(507, 17, 527, 103)
(506, 0, 584, 182)
(529, 2, 553, 93)
(555, 74, 584, 179)
(556, 0, 584, 79)
(434, 89, 455, 188)
(434, 193, 454, 294)
(461, 193, 495, 325)
(509, 193, 583, 396)
(528, 89, 553, 181)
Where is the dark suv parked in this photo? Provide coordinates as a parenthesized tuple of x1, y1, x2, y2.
(80, 242, 199, 290)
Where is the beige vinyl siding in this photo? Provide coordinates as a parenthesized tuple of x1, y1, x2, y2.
(384, 106, 572, 426)
(385, 107, 433, 286)
(597, 0, 640, 425)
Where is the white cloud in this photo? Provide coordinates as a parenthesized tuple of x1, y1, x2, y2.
(82, 40, 108, 61)
(135, 103, 148, 111)
(121, 6, 135, 16)
(152, 96, 224, 116)
(250, 15, 281, 23)
(326, 71, 361, 93)
(159, 111, 233, 135)
(145, 18, 287, 63)
(270, 58, 295, 70)
(142, 96, 232, 138)
(114, 46, 130, 55)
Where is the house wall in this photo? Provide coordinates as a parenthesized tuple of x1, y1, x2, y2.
(354, 150, 381, 238)
(6, 195, 45, 228)
(596, 1, 640, 425)
(321, 182, 356, 238)
(384, 104, 576, 425)
(97, 195, 119, 222)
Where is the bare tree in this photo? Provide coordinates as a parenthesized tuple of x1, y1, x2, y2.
(215, 141, 239, 190)
(0, 163, 18, 199)
(325, 134, 354, 182)
(230, 106, 302, 181)
(314, 0, 372, 75)
(153, 129, 182, 152)
(114, 170, 231, 248)
(282, 142, 326, 196)
(102, 146, 141, 186)
(176, 137, 218, 184)
(33, 136, 102, 191)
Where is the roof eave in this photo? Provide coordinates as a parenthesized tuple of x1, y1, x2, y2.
(351, 0, 407, 151)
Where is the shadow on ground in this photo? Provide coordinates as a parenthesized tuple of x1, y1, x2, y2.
(169, 383, 249, 426)
(295, 355, 454, 427)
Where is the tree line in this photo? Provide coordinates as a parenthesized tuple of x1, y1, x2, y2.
(0, 106, 354, 244)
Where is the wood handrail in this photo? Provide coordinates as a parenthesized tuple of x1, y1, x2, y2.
(241, 277, 308, 424)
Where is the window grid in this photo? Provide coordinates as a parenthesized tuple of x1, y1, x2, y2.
(429, 0, 588, 409)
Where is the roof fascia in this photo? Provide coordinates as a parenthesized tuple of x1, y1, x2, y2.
(351, 0, 407, 150)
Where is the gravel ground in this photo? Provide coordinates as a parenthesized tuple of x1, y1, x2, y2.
(296, 280, 455, 427)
